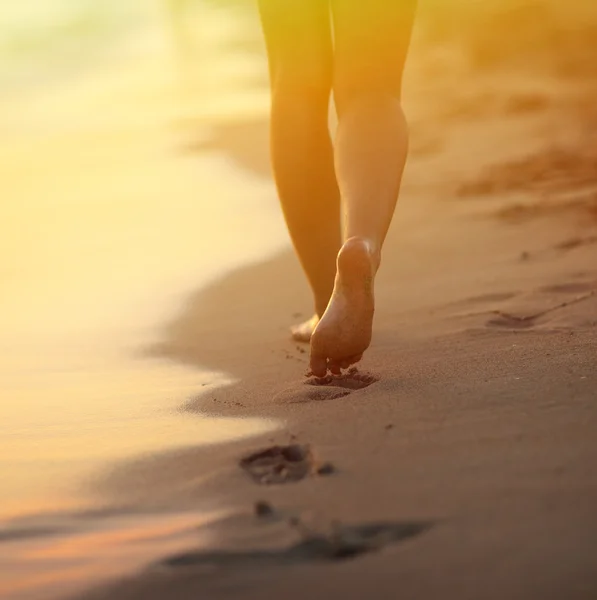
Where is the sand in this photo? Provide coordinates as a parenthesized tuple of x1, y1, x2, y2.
(1, 2, 597, 599)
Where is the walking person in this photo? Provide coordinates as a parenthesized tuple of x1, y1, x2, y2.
(258, 0, 417, 377)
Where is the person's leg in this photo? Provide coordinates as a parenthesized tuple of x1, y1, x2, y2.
(309, 0, 417, 376)
(258, 0, 341, 340)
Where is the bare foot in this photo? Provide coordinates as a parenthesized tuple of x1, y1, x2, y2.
(290, 314, 319, 343)
(309, 237, 377, 377)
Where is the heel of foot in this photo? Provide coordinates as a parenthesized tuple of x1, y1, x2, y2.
(337, 237, 377, 288)
(309, 237, 376, 376)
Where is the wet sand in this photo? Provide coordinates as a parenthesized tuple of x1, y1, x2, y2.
(2, 2, 597, 599)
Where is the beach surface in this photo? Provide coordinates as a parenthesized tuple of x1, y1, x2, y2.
(1, 2, 596, 599)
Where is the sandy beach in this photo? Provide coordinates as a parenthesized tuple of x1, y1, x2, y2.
(1, 1, 596, 599)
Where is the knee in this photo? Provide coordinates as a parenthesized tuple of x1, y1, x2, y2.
(333, 49, 405, 115)
(333, 71, 403, 116)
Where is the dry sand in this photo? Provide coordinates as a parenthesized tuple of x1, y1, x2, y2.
(1, 2, 597, 599)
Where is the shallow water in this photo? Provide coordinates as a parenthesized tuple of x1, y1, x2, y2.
(0, 3, 283, 596)
(0, 0, 153, 90)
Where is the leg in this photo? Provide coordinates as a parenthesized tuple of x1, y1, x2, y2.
(309, 0, 417, 376)
(258, 0, 341, 340)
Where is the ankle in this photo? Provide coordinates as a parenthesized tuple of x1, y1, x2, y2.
(313, 292, 332, 317)
(340, 236, 381, 271)
(315, 302, 329, 318)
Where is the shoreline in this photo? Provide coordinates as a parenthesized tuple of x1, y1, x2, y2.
(1, 5, 286, 593)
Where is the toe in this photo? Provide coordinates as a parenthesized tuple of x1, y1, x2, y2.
(309, 353, 328, 378)
(291, 315, 318, 344)
(291, 327, 310, 343)
(329, 362, 342, 375)
(350, 353, 363, 366)
(343, 354, 363, 369)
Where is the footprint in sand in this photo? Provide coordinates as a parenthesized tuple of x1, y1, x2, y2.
(159, 519, 432, 569)
(539, 281, 595, 294)
(307, 369, 378, 390)
(274, 369, 378, 405)
(458, 291, 518, 305)
(447, 292, 518, 320)
(553, 235, 597, 252)
(239, 444, 335, 485)
(486, 313, 538, 330)
(484, 280, 596, 331)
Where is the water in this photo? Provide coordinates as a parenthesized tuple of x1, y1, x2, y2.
(0, 0, 156, 90)
(0, 2, 285, 596)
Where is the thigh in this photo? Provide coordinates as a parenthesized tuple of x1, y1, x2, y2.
(330, 0, 417, 108)
(258, 0, 333, 95)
